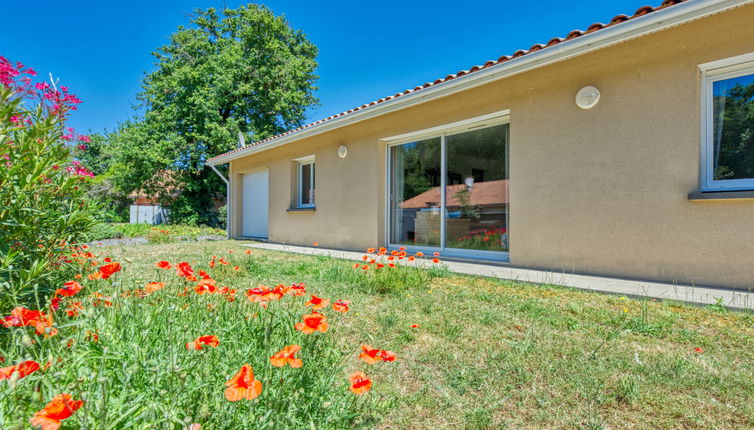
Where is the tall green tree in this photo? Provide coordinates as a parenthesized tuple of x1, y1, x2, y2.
(116, 4, 319, 224)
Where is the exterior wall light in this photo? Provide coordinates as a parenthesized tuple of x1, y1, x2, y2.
(575, 86, 600, 109)
(337, 145, 348, 158)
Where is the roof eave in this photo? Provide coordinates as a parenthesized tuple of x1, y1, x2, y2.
(207, 0, 752, 166)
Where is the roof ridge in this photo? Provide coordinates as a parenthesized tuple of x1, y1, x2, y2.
(208, 0, 689, 163)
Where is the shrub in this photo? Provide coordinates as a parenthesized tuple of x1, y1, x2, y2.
(218, 204, 227, 229)
(0, 56, 98, 310)
(85, 223, 121, 241)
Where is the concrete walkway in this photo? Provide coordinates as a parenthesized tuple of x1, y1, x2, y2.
(243, 243, 754, 311)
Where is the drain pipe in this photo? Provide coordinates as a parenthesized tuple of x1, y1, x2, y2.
(209, 163, 230, 239)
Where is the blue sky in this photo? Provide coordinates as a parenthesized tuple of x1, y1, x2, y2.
(4, 0, 652, 134)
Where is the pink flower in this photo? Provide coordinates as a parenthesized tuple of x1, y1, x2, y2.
(34, 82, 49, 90)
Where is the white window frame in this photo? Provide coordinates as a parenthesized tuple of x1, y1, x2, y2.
(699, 52, 754, 191)
(295, 156, 315, 208)
(382, 109, 510, 262)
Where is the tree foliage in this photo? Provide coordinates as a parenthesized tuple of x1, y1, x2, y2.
(713, 81, 754, 180)
(109, 4, 319, 225)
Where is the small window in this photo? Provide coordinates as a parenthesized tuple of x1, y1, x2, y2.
(297, 158, 315, 207)
(701, 54, 754, 191)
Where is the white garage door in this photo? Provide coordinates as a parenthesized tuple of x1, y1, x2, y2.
(241, 170, 269, 238)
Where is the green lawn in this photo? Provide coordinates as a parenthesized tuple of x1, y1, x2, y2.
(108, 241, 753, 428)
(3, 240, 752, 429)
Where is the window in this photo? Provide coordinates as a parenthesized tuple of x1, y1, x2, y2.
(701, 53, 754, 191)
(387, 112, 509, 257)
(297, 157, 315, 207)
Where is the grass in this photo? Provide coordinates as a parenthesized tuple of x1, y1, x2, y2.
(4, 240, 754, 429)
(86, 223, 226, 242)
(111, 223, 225, 239)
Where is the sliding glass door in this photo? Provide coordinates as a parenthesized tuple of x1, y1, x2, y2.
(388, 121, 509, 259)
(389, 137, 442, 247)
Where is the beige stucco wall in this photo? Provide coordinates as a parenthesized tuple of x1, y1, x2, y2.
(228, 4, 754, 289)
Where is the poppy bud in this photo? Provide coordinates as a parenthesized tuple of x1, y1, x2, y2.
(21, 335, 34, 347)
(199, 403, 210, 420)
(8, 370, 19, 389)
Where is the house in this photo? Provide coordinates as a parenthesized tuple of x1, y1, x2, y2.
(207, 0, 754, 290)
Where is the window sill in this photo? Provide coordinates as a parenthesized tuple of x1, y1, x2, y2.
(688, 190, 754, 201)
(287, 207, 316, 212)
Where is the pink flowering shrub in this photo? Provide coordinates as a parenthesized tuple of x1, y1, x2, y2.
(0, 56, 98, 310)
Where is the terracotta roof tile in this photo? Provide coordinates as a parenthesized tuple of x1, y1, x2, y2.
(208, 0, 690, 163)
(400, 180, 509, 209)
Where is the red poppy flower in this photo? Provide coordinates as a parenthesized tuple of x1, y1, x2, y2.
(432, 258, 440, 264)
(332, 300, 350, 313)
(98, 262, 121, 280)
(695, 347, 704, 353)
(156, 261, 171, 270)
(312, 242, 319, 247)
(29, 393, 83, 430)
(103, 257, 112, 263)
(186, 335, 220, 350)
(288, 283, 307, 296)
(195, 278, 218, 295)
(305, 295, 330, 311)
(175, 262, 194, 278)
(56, 281, 82, 297)
(380, 350, 396, 362)
(359, 345, 382, 364)
(349, 371, 372, 395)
(49, 297, 61, 311)
(294, 312, 328, 334)
(0, 360, 40, 380)
(2, 307, 57, 336)
(244, 249, 251, 255)
(145, 282, 165, 293)
(270, 345, 303, 368)
(410, 324, 420, 329)
(408, 256, 415, 262)
(224, 364, 263, 401)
